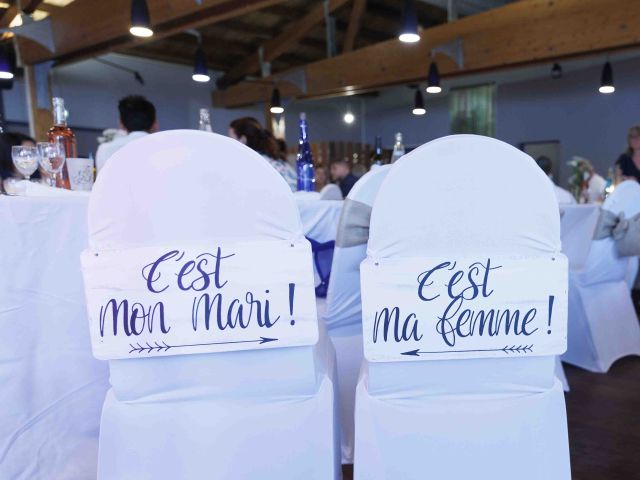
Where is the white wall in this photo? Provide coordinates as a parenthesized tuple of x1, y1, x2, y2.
(3, 52, 638, 183)
(2, 54, 262, 155)
(362, 56, 640, 185)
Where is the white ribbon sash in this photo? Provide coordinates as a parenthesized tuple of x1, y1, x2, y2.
(593, 209, 640, 257)
(81, 239, 318, 360)
(361, 253, 568, 362)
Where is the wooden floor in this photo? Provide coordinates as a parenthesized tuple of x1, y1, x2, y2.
(342, 356, 640, 480)
(565, 357, 640, 479)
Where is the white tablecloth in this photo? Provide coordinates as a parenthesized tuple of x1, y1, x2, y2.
(0, 193, 344, 477)
(560, 204, 600, 271)
(0, 196, 109, 479)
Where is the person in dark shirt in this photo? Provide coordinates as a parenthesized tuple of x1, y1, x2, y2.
(615, 125, 640, 183)
(330, 157, 359, 198)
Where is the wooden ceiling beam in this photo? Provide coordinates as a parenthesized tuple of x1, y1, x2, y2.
(121, 48, 231, 71)
(343, 0, 367, 53)
(19, 0, 287, 65)
(216, 0, 350, 89)
(214, 0, 640, 108)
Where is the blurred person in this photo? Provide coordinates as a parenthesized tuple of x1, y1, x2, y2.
(615, 125, 640, 183)
(535, 155, 575, 205)
(229, 117, 296, 192)
(315, 167, 328, 192)
(330, 157, 358, 198)
(572, 155, 606, 203)
(96, 95, 158, 173)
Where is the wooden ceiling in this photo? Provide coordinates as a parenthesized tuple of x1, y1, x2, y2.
(10, 0, 639, 110)
(122, 0, 451, 88)
(9, 1, 517, 86)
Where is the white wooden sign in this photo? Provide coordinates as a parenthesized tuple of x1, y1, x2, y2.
(81, 239, 318, 360)
(361, 254, 567, 362)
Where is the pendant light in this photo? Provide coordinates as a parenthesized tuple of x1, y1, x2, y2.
(343, 105, 355, 124)
(426, 61, 441, 94)
(130, 0, 153, 38)
(399, 0, 420, 43)
(0, 42, 14, 80)
(412, 89, 426, 115)
(192, 45, 210, 82)
(599, 61, 614, 94)
(270, 87, 284, 114)
(551, 63, 562, 80)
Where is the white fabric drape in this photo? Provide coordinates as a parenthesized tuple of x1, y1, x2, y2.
(563, 180, 640, 372)
(322, 165, 391, 463)
(0, 197, 109, 479)
(89, 130, 339, 479)
(355, 135, 570, 480)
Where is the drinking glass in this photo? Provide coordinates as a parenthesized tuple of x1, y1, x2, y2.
(38, 141, 66, 187)
(11, 145, 39, 180)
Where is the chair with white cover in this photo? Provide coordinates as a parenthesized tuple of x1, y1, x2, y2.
(556, 203, 601, 390)
(84, 130, 339, 479)
(322, 165, 391, 464)
(355, 135, 570, 480)
(320, 183, 344, 200)
(624, 256, 638, 290)
(563, 180, 640, 372)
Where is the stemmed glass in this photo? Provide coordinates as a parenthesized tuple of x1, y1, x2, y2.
(38, 141, 66, 187)
(11, 145, 39, 181)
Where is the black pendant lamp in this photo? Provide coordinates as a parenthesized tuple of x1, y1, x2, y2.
(270, 87, 284, 114)
(426, 61, 441, 94)
(599, 61, 614, 94)
(0, 42, 14, 80)
(412, 88, 426, 115)
(399, 0, 420, 43)
(192, 46, 210, 82)
(130, 0, 153, 38)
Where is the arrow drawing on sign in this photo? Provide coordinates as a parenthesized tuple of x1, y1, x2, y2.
(401, 344, 533, 357)
(128, 337, 278, 354)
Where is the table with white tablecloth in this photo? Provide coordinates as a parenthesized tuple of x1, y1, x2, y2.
(0, 193, 343, 478)
(0, 196, 109, 479)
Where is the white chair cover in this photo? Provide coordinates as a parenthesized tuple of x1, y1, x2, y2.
(0, 197, 109, 479)
(625, 256, 638, 289)
(320, 183, 344, 200)
(557, 204, 600, 390)
(355, 135, 570, 479)
(322, 165, 390, 463)
(563, 180, 640, 372)
(560, 204, 600, 271)
(89, 130, 339, 479)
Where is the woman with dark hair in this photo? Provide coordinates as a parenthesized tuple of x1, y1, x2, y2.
(0, 132, 40, 191)
(615, 125, 640, 183)
(229, 117, 297, 191)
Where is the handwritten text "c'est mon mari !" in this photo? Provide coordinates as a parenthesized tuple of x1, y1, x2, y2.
(98, 247, 290, 338)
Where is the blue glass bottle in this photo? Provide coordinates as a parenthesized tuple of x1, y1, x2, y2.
(296, 112, 315, 192)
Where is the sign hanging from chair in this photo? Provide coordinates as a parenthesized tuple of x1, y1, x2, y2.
(81, 239, 318, 360)
(361, 253, 568, 362)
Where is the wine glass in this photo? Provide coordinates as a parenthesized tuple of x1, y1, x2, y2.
(11, 145, 39, 181)
(37, 141, 66, 187)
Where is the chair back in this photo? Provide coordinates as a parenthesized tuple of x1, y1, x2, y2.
(323, 166, 391, 333)
(363, 135, 565, 392)
(85, 130, 320, 398)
